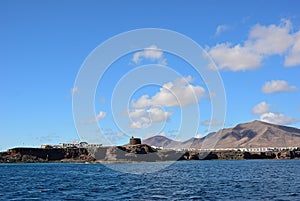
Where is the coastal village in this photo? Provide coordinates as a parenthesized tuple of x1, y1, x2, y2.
(1, 135, 299, 163)
(40, 141, 102, 149)
(40, 137, 299, 153)
(2, 120, 299, 163)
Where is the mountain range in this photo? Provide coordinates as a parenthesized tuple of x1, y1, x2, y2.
(142, 120, 300, 149)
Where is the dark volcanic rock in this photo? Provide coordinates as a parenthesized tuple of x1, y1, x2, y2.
(91, 144, 161, 162)
(0, 147, 93, 163)
(1, 145, 299, 163)
(157, 150, 186, 161)
(215, 151, 244, 160)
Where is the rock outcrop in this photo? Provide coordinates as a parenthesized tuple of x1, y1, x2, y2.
(90, 144, 161, 162)
(1, 146, 299, 163)
(0, 147, 94, 163)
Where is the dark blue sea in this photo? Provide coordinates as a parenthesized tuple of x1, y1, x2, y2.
(0, 160, 300, 200)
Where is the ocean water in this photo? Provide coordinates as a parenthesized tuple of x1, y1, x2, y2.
(0, 160, 300, 200)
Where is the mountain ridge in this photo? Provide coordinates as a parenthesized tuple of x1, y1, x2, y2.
(142, 120, 300, 149)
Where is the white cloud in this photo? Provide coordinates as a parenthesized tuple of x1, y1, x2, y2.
(215, 25, 229, 35)
(71, 87, 78, 94)
(132, 95, 151, 109)
(129, 76, 205, 129)
(262, 80, 297, 94)
(132, 45, 167, 65)
(129, 107, 172, 129)
(129, 121, 144, 129)
(246, 19, 294, 55)
(285, 31, 300, 66)
(208, 43, 262, 71)
(95, 111, 106, 120)
(147, 107, 171, 122)
(260, 112, 297, 125)
(195, 133, 203, 139)
(88, 111, 106, 124)
(159, 131, 166, 136)
(252, 101, 271, 115)
(252, 101, 297, 125)
(132, 76, 205, 108)
(208, 19, 300, 71)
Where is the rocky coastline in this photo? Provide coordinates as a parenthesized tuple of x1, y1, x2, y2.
(0, 144, 300, 163)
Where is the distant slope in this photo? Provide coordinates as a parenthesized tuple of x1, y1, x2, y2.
(142, 135, 180, 148)
(143, 120, 300, 149)
(210, 120, 300, 148)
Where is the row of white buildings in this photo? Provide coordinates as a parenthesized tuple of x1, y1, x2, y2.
(41, 142, 102, 149)
(155, 147, 299, 152)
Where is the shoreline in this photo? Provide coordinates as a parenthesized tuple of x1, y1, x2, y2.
(1, 144, 300, 164)
(0, 158, 299, 165)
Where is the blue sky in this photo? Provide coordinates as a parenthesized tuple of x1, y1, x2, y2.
(1, 0, 300, 150)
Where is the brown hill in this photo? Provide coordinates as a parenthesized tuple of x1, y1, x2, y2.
(142, 135, 180, 148)
(143, 120, 300, 149)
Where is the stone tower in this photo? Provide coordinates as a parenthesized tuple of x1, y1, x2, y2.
(129, 136, 141, 145)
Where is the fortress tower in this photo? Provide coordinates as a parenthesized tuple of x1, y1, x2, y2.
(129, 136, 141, 145)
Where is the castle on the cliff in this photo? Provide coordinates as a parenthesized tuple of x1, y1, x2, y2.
(129, 136, 141, 145)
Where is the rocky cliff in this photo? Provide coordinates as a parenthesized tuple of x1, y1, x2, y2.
(0, 147, 94, 163)
(1, 145, 300, 163)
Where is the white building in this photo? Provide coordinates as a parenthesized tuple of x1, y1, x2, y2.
(55, 142, 102, 148)
(41, 144, 53, 149)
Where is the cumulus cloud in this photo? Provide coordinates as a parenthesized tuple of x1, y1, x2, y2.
(129, 107, 172, 129)
(260, 112, 297, 125)
(262, 80, 297, 94)
(132, 45, 167, 65)
(208, 19, 300, 71)
(195, 133, 203, 139)
(208, 43, 262, 71)
(71, 87, 78, 94)
(88, 111, 106, 124)
(252, 101, 271, 115)
(132, 76, 205, 108)
(246, 19, 294, 55)
(285, 31, 300, 66)
(129, 76, 205, 129)
(252, 102, 297, 125)
(215, 25, 229, 35)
